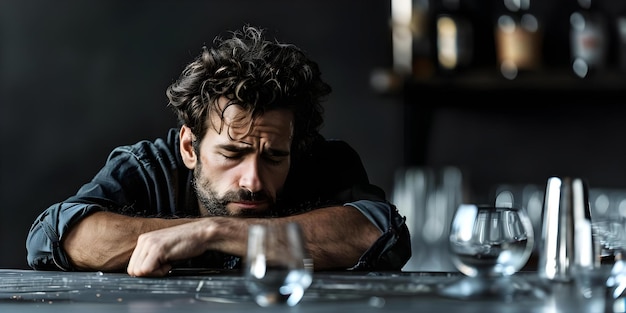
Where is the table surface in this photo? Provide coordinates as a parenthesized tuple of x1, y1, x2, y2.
(0, 268, 616, 313)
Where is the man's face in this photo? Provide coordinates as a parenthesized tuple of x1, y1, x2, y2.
(187, 98, 293, 217)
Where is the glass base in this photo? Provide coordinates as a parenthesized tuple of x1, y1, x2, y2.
(438, 275, 549, 301)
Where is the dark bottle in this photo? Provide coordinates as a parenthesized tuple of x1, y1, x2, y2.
(494, 0, 542, 80)
(569, 0, 608, 78)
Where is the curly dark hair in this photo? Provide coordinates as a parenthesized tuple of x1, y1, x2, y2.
(166, 25, 331, 155)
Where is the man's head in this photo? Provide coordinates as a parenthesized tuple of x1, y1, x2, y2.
(166, 25, 331, 155)
(179, 98, 292, 217)
(168, 26, 331, 216)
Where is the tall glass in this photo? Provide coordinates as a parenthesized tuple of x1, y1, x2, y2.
(244, 222, 313, 307)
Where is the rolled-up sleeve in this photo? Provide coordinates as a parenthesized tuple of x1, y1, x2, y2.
(25, 130, 192, 272)
(345, 199, 411, 271)
(26, 203, 103, 271)
(26, 130, 192, 271)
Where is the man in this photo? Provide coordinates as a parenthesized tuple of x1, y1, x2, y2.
(26, 25, 411, 277)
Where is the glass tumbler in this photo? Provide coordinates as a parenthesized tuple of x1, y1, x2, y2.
(244, 222, 313, 307)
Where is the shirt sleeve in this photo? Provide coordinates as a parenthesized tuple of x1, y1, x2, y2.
(345, 199, 412, 271)
(25, 144, 149, 271)
(26, 203, 103, 271)
(26, 128, 190, 271)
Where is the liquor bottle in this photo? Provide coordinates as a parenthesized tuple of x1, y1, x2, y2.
(434, 0, 473, 73)
(494, 0, 542, 80)
(570, 0, 607, 78)
(411, 0, 436, 80)
(372, 0, 433, 94)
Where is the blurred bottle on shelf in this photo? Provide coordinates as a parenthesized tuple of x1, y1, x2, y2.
(494, 0, 542, 80)
(434, 0, 473, 73)
(388, 0, 435, 78)
(390, 0, 417, 77)
(410, 0, 436, 79)
(569, 0, 607, 79)
(372, 0, 434, 94)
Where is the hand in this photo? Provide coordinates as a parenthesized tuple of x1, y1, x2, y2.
(127, 220, 214, 277)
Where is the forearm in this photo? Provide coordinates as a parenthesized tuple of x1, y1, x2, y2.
(199, 206, 381, 270)
(205, 206, 381, 270)
(62, 211, 192, 271)
(65, 205, 388, 276)
(287, 205, 381, 270)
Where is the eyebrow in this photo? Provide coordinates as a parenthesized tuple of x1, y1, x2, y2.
(217, 144, 290, 157)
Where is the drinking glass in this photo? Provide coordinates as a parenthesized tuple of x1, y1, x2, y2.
(244, 222, 313, 307)
(586, 188, 626, 301)
(589, 188, 626, 266)
(392, 166, 466, 272)
(439, 204, 541, 300)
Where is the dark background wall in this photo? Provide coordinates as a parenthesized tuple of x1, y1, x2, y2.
(0, 0, 403, 269)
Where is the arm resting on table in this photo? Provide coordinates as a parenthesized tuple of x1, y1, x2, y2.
(27, 202, 409, 276)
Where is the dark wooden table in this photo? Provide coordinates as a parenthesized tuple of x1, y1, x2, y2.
(0, 269, 617, 312)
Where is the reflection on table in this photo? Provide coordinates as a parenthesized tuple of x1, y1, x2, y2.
(0, 269, 614, 312)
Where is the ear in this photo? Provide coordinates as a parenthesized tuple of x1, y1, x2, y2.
(179, 125, 197, 170)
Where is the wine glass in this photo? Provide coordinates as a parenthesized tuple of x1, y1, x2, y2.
(439, 204, 542, 300)
(244, 222, 313, 307)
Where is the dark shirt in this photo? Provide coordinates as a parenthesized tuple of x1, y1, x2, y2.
(26, 128, 411, 271)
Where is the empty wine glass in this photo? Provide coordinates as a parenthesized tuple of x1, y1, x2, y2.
(439, 204, 542, 300)
(244, 222, 313, 307)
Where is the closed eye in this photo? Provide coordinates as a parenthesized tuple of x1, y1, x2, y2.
(220, 153, 243, 160)
(263, 148, 289, 165)
(262, 154, 287, 165)
(216, 144, 289, 165)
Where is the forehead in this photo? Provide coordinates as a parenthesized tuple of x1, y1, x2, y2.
(208, 97, 294, 142)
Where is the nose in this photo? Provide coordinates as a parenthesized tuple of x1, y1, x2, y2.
(239, 157, 263, 193)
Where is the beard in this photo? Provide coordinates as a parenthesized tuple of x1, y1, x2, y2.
(192, 161, 278, 217)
